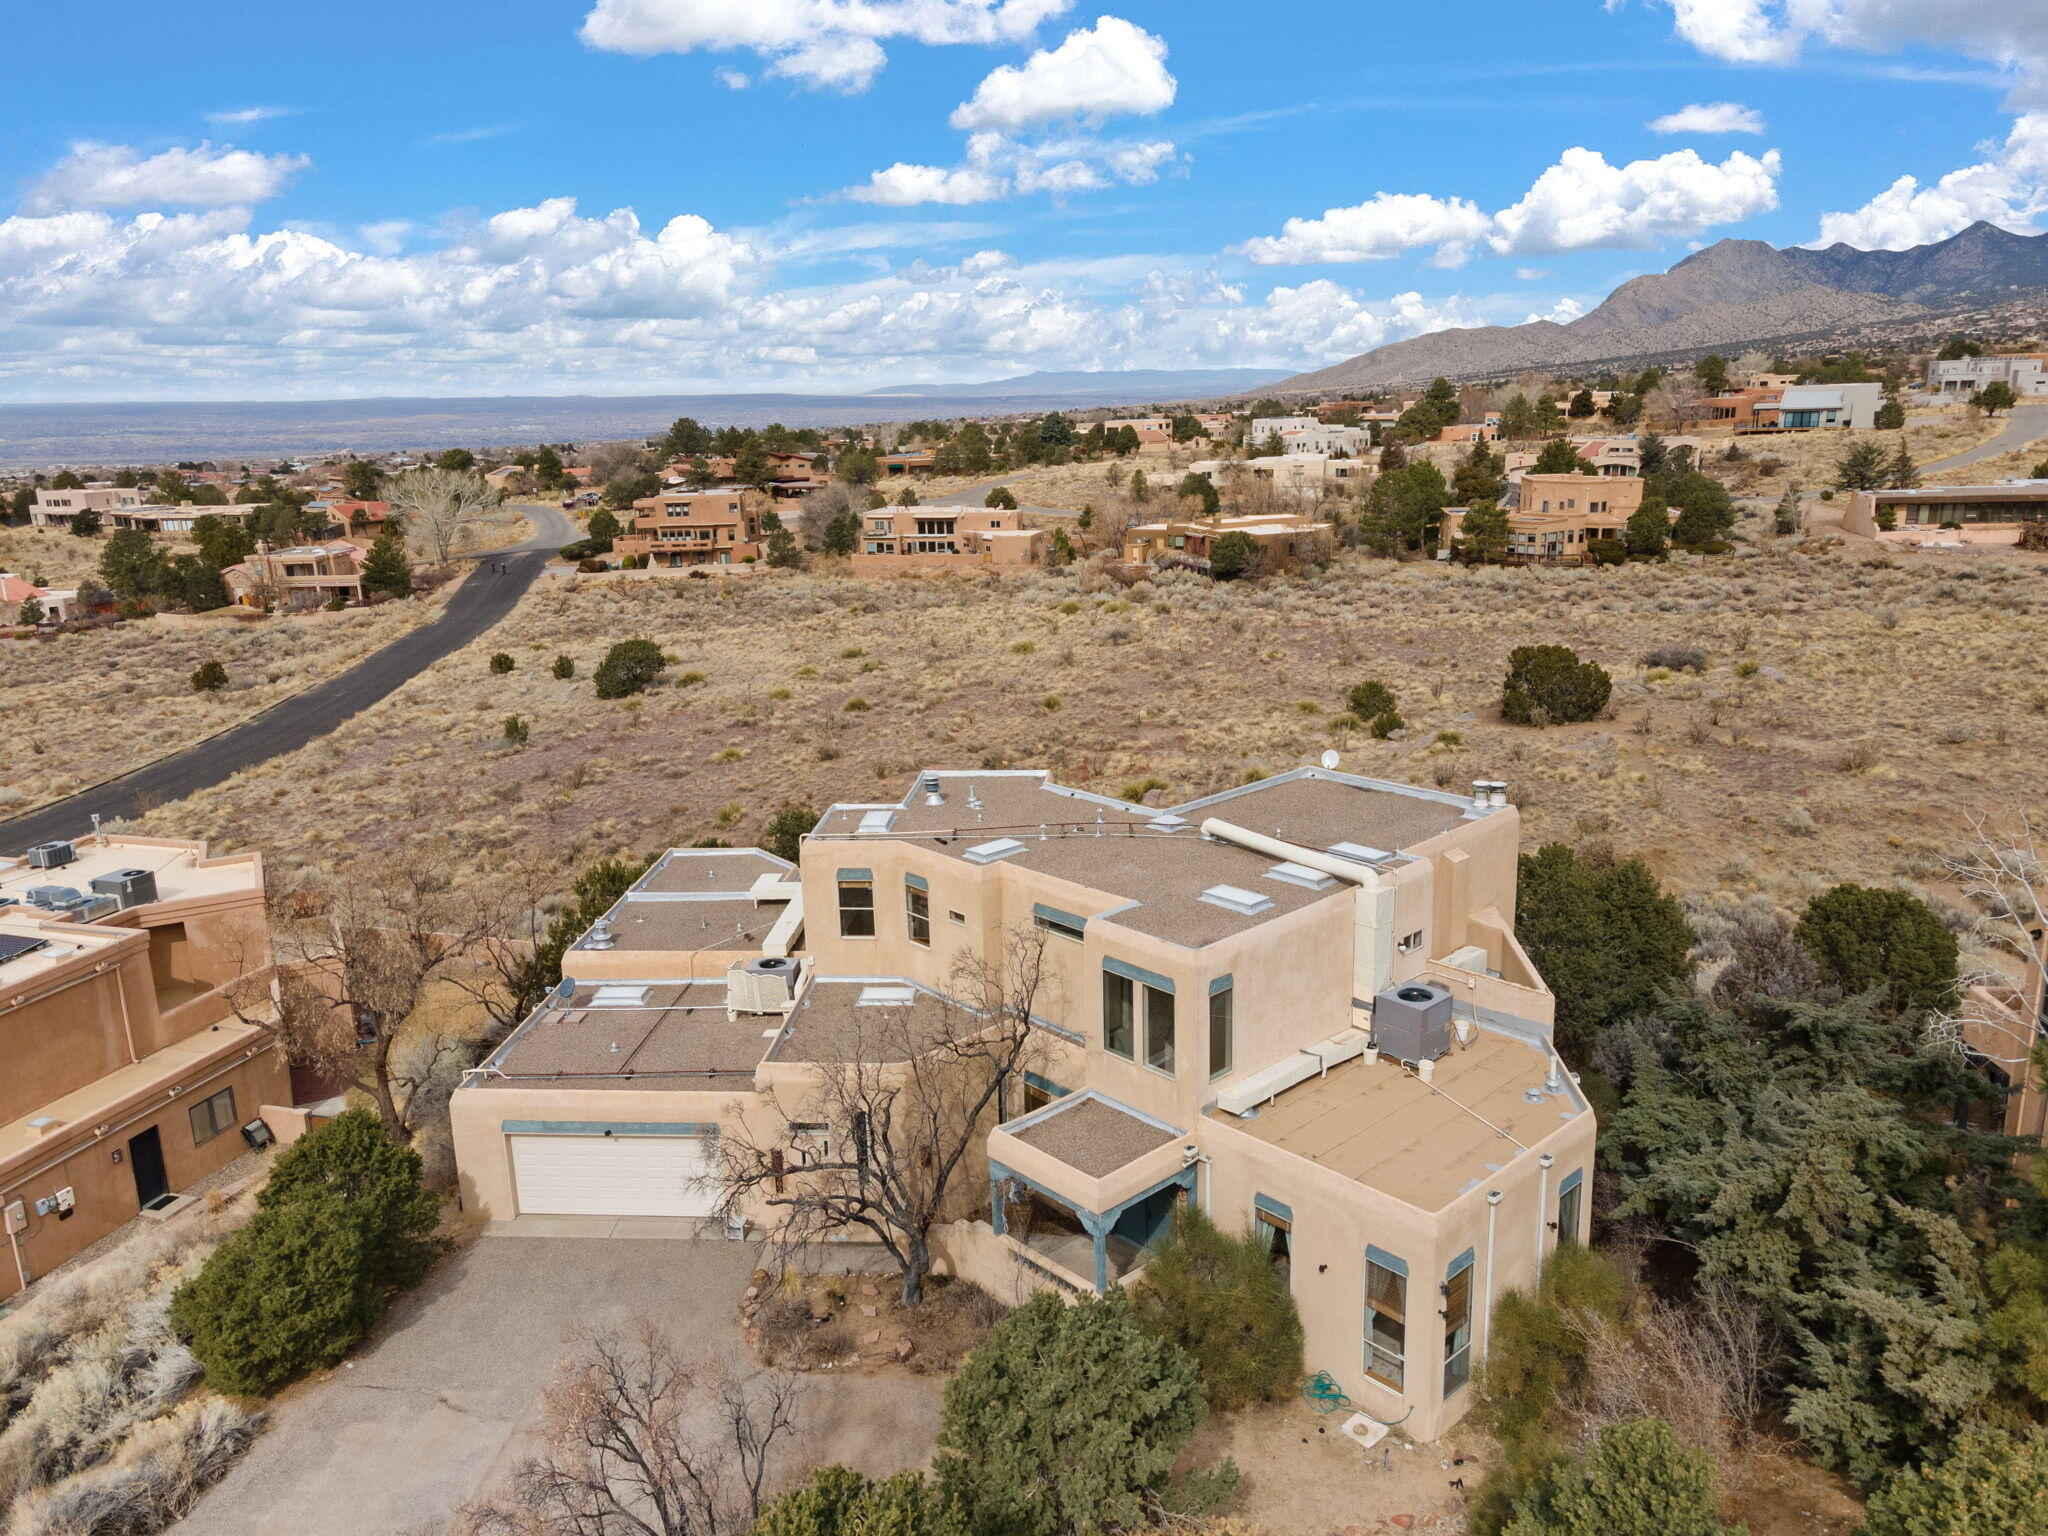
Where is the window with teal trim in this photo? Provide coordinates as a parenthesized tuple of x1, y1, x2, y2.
(1102, 969, 1134, 1058)
(1557, 1168, 1583, 1244)
(1443, 1250, 1474, 1395)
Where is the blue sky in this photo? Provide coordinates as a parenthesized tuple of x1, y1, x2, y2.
(5, 0, 2047, 399)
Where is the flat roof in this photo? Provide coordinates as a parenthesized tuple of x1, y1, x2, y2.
(1009, 1093, 1179, 1178)
(813, 769, 1483, 950)
(597, 894, 786, 954)
(0, 916, 130, 991)
(0, 838, 258, 920)
(482, 980, 771, 1087)
(763, 978, 965, 1065)
(0, 1017, 274, 1170)
(1870, 481, 2048, 501)
(635, 848, 793, 895)
(1224, 1029, 1582, 1211)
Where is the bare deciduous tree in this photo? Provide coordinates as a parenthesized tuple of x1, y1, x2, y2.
(388, 467, 501, 565)
(715, 929, 1053, 1306)
(458, 1323, 803, 1536)
(1928, 809, 2048, 1075)
(222, 849, 499, 1144)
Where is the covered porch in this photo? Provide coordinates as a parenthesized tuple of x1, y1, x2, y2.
(987, 1090, 1197, 1292)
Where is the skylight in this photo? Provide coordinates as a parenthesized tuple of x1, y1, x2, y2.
(857, 809, 897, 834)
(589, 984, 651, 1008)
(1199, 884, 1275, 916)
(1328, 841, 1391, 864)
(857, 984, 917, 1006)
(1265, 861, 1334, 890)
(963, 837, 1027, 864)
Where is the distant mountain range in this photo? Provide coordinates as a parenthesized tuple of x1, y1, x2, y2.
(1271, 221, 2048, 395)
(866, 367, 1292, 399)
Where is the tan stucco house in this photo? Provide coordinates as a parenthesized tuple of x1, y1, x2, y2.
(1, 834, 291, 1299)
(451, 765, 1594, 1443)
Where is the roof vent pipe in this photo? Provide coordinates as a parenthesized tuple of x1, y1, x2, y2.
(922, 772, 943, 807)
(1471, 781, 1490, 807)
(1489, 781, 1509, 808)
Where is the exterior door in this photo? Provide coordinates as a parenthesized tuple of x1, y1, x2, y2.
(508, 1133, 720, 1218)
(129, 1126, 170, 1208)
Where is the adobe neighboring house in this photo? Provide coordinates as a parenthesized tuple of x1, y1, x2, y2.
(450, 765, 1594, 1445)
(1245, 416, 1321, 443)
(327, 499, 393, 536)
(879, 450, 937, 478)
(1441, 474, 1646, 565)
(1123, 512, 1335, 570)
(484, 465, 529, 492)
(1191, 454, 1370, 500)
(1704, 385, 1782, 431)
(614, 490, 764, 568)
(1926, 353, 2048, 398)
(1436, 423, 1502, 446)
(766, 452, 830, 499)
(0, 573, 78, 625)
(28, 484, 148, 530)
(222, 539, 368, 611)
(1842, 481, 2048, 547)
(0, 833, 294, 1300)
(851, 507, 1045, 572)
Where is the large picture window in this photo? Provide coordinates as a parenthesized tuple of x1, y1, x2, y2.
(1365, 1248, 1407, 1390)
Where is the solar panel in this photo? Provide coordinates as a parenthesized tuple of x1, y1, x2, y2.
(0, 934, 50, 964)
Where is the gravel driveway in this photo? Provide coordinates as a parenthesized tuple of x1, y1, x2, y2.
(175, 1234, 942, 1536)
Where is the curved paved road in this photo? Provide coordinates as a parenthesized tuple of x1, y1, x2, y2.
(1, 504, 576, 852)
(1922, 401, 2048, 472)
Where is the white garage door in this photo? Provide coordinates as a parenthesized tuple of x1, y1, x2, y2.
(509, 1132, 720, 1218)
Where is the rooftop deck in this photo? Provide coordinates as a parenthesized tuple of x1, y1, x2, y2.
(1223, 1029, 1582, 1210)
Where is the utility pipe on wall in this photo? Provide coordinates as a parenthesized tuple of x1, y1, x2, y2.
(1535, 1153, 1555, 1269)
(1481, 1188, 1503, 1350)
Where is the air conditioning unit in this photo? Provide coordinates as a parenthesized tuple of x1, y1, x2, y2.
(25, 885, 83, 911)
(26, 841, 76, 870)
(726, 956, 797, 1018)
(66, 896, 119, 921)
(1371, 981, 1454, 1066)
(90, 869, 158, 909)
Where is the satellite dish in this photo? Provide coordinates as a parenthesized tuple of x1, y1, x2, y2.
(1319, 749, 1340, 769)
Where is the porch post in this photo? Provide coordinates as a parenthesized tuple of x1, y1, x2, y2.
(1076, 1208, 1114, 1293)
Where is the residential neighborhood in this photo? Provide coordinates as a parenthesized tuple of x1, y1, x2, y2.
(8, 4, 2048, 1535)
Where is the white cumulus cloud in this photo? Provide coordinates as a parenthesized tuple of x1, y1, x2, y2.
(579, 0, 1073, 91)
(24, 141, 309, 213)
(1647, 1, 2048, 99)
(205, 106, 293, 126)
(849, 162, 1010, 206)
(0, 193, 1492, 398)
(1240, 145, 1780, 266)
(1648, 101, 1764, 135)
(950, 14, 1173, 131)
(1813, 111, 2048, 248)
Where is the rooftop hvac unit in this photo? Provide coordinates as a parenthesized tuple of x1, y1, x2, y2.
(1371, 981, 1454, 1066)
(727, 955, 797, 1017)
(25, 841, 75, 870)
(65, 896, 119, 921)
(25, 885, 83, 911)
(90, 869, 158, 910)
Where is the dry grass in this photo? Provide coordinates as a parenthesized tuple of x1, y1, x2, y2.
(2, 585, 455, 815)
(0, 1191, 264, 1535)
(110, 540, 2048, 930)
(1707, 409, 2000, 501)
(0, 528, 194, 591)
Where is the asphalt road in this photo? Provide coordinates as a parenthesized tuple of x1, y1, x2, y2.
(1, 504, 576, 853)
(1922, 401, 2048, 471)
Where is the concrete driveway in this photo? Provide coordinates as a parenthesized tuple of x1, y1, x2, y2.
(175, 1234, 942, 1536)
(1923, 401, 2048, 471)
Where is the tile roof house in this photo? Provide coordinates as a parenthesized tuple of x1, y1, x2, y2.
(451, 765, 1593, 1444)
